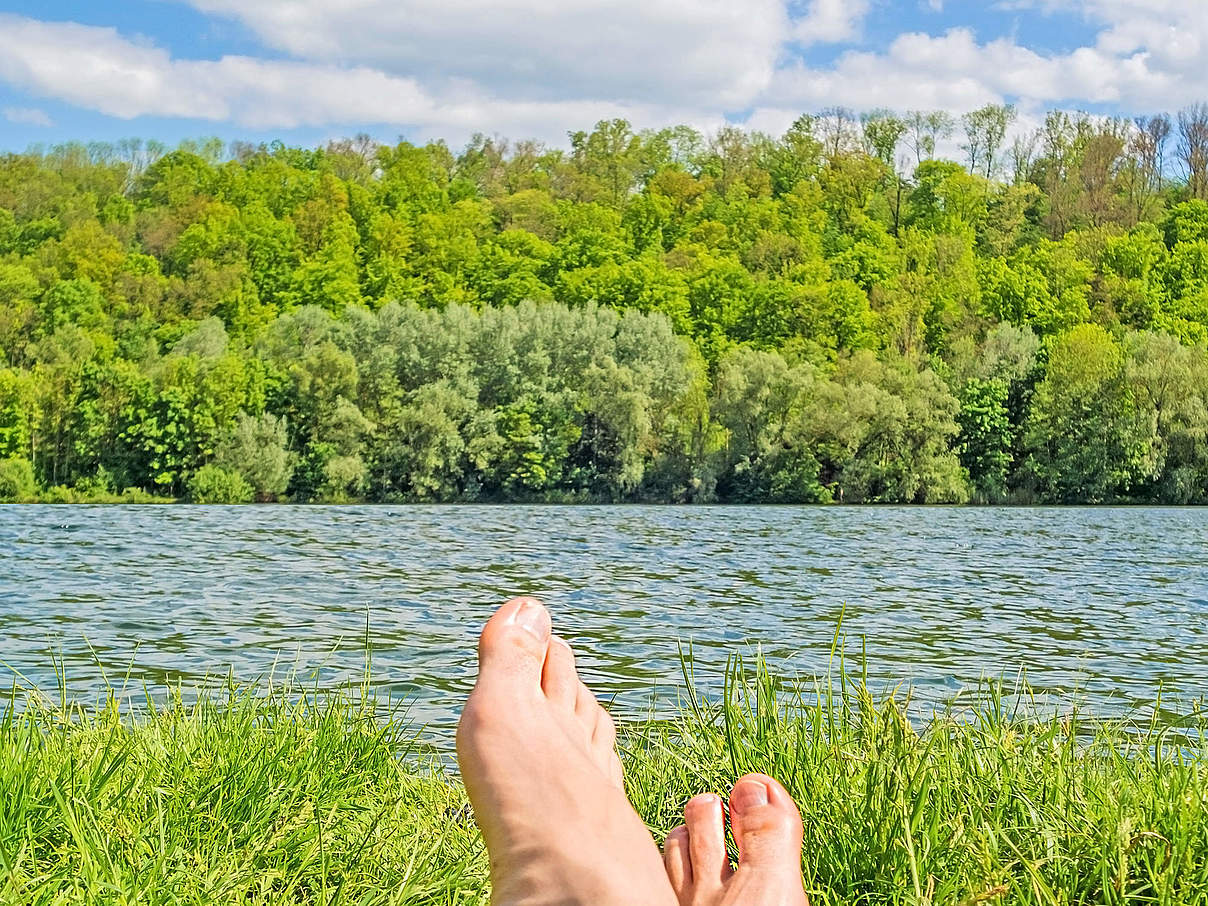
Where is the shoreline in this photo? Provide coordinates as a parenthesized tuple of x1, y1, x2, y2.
(5, 498, 1208, 508)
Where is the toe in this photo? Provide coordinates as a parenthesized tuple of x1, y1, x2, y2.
(592, 707, 616, 751)
(542, 636, 579, 710)
(574, 680, 595, 717)
(684, 793, 732, 891)
(727, 774, 804, 871)
(591, 709, 625, 788)
(574, 681, 600, 735)
(663, 826, 692, 899)
(607, 750, 625, 789)
(474, 597, 552, 690)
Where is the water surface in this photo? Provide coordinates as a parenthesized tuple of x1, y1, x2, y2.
(2, 505, 1206, 740)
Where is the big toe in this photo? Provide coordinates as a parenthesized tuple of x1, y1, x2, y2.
(728, 774, 804, 871)
(474, 596, 552, 690)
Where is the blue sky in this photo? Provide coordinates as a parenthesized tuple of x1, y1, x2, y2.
(0, 0, 1202, 152)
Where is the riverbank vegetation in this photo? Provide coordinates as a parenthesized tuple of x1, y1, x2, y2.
(2, 661, 1204, 904)
(5, 106, 1208, 503)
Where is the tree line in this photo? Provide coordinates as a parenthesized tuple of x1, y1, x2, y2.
(2, 104, 1208, 504)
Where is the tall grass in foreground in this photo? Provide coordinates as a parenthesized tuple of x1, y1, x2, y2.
(0, 685, 484, 905)
(627, 659, 1208, 905)
(1, 661, 1206, 905)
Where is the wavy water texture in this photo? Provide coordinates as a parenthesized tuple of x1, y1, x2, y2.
(1, 505, 1206, 740)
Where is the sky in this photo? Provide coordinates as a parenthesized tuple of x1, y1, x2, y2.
(0, 0, 1204, 152)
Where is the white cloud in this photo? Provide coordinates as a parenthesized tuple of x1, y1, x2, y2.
(758, 11, 1208, 126)
(791, 0, 872, 45)
(3, 106, 53, 127)
(178, 0, 788, 109)
(0, 17, 227, 120)
(757, 29, 1024, 119)
(1, 2, 1207, 147)
(988, 0, 1208, 108)
(0, 15, 728, 142)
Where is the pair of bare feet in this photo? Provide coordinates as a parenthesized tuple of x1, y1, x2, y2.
(457, 597, 810, 905)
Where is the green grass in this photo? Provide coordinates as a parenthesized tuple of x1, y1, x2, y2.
(1, 659, 1206, 905)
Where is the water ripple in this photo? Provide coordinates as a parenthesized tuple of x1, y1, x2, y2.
(1, 504, 1207, 741)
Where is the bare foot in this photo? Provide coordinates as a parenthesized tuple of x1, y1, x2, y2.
(663, 774, 809, 906)
(457, 597, 678, 906)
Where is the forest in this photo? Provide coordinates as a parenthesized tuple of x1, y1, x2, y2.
(2, 104, 1208, 504)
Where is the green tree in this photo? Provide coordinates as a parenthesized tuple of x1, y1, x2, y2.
(1024, 324, 1145, 502)
(956, 378, 1013, 501)
(0, 456, 36, 501)
(1123, 331, 1208, 502)
(4, 120, 1208, 506)
(808, 352, 968, 503)
(188, 463, 254, 503)
(712, 347, 826, 503)
(0, 367, 35, 460)
(215, 412, 294, 501)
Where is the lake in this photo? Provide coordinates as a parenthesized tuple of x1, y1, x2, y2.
(2, 505, 1206, 741)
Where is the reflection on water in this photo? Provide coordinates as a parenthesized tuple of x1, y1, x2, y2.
(1, 505, 1206, 741)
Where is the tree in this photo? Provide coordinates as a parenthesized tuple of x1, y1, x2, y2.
(38, 279, 107, 335)
(816, 107, 861, 162)
(908, 160, 989, 234)
(1024, 324, 1145, 502)
(957, 378, 1013, 501)
(765, 116, 823, 196)
(0, 368, 35, 460)
(1125, 114, 1171, 220)
(188, 463, 254, 503)
(1009, 130, 1039, 186)
(1123, 330, 1208, 502)
(961, 104, 1016, 180)
(215, 412, 294, 501)
(568, 119, 643, 207)
(6, 117, 1208, 506)
(978, 240, 1091, 337)
(861, 110, 907, 168)
(806, 352, 968, 503)
(377, 381, 476, 501)
(905, 111, 954, 165)
(712, 347, 826, 503)
(0, 456, 35, 501)
(1178, 103, 1208, 200)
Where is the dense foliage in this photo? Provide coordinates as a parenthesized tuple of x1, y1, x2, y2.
(4, 106, 1208, 503)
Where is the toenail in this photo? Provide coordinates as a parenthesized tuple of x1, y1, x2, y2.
(509, 599, 549, 640)
(732, 780, 769, 808)
(552, 636, 572, 650)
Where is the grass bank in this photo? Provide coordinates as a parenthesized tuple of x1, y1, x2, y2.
(2, 663, 1206, 905)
